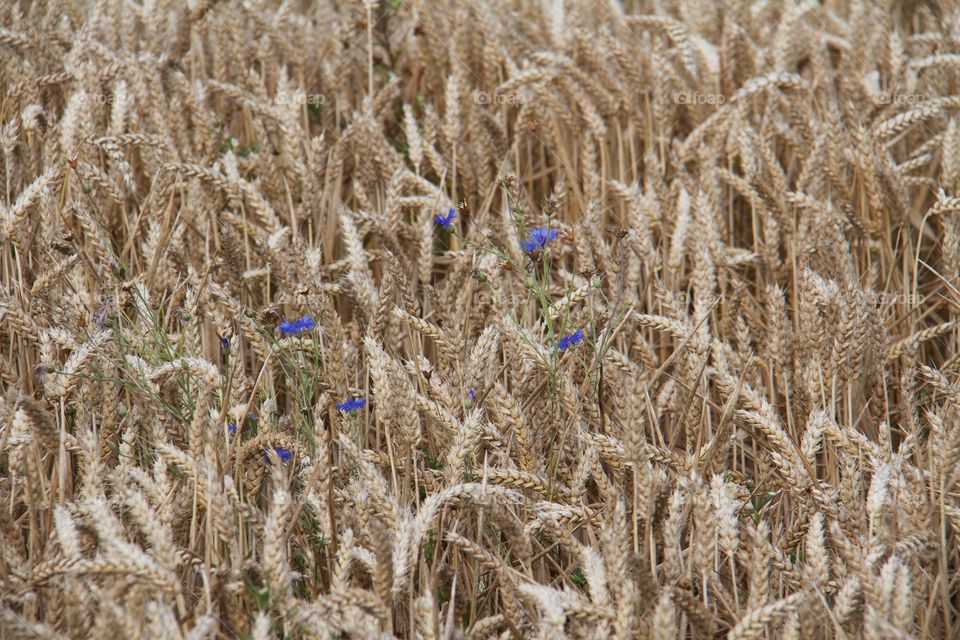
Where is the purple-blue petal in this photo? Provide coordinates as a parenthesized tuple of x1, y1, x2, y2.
(264, 447, 292, 462)
(435, 208, 456, 229)
(278, 314, 315, 335)
(336, 397, 367, 412)
(558, 329, 584, 351)
(522, 227, 557, 253)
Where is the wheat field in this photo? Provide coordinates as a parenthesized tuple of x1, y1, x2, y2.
(2, 0, 960, 638)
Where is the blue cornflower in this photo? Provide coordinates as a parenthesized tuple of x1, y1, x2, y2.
(336, 397, 367, 413)
(435, 208, 456, 230)
(264, 447, 292, 462)
(278, 315, 316, 336)
(220, 336, 230, 348)
(558, 329, 585, 351)
(227, 423, 237, 434)
(521, 227, 558, 253)
(468, 389, 476, 399)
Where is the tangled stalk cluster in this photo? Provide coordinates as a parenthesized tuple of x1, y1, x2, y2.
(2, 0, 960, 638)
